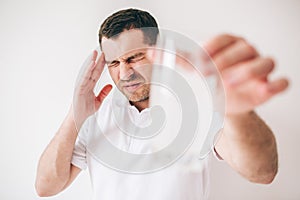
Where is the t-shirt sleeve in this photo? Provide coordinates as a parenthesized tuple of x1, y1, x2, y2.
(71, 136, 87, 170)
(71, 118, 90, 170)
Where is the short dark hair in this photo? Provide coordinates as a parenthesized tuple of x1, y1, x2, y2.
(98, 8, 159, 48)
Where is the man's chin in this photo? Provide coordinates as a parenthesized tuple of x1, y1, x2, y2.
(123, 85, 150, 103)
(129, 96, 149, 103)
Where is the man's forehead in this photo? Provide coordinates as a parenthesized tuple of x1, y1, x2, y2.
(102, 29, 150, 62)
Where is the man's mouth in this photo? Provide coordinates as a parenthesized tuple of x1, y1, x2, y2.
(123, 82, 142, 92)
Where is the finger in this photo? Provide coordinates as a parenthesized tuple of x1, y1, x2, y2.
(91, 50, 98, 63)
(90, 52, 106, 81)
(78, 50, 98, 86)
(266, 78, 289, 94)
(203, 34, 238, 56)
(223, 57, 275, 86)
(95, 84, 113, 104)
(84, 50, 98, 73)
(254, 78, 289, 105)
(147, 47, 203, 74)
(213, 39, 258, 71)
(81, 50, 97, 69)
(172, 49, 218, 76)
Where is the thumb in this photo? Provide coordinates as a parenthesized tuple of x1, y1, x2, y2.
(95, 84, 113, 106)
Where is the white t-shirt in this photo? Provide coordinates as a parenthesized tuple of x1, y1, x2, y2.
(72, 92, 213, 200)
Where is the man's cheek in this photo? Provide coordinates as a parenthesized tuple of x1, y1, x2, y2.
(108, 69, 119, 84)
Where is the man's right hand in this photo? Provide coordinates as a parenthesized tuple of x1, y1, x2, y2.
(73, 50, 112, 131)
(36, 51, 112, 197)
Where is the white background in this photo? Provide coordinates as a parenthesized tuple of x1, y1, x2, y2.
(0, 0, 299, 199)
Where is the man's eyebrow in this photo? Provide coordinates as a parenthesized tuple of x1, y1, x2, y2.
(126, 52, 145, 60)
(105, 60, 115, 65)
(105, 52, 146, 64)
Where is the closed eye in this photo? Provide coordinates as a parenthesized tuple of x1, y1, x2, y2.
(108, 60, 120, 68)
(107, 52, 146, 67)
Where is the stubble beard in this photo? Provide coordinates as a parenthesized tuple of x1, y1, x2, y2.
(125, 84, 150, 103)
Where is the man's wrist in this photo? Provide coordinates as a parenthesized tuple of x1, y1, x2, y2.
(225, 110, 255, 121)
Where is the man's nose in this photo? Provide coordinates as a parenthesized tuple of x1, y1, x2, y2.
(119, 62, 134, 80)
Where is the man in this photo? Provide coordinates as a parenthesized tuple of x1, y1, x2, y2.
(35, 8, 288, 199)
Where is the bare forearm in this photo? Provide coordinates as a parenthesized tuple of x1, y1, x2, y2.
(216, 111, 278, 184)
(35, 108, 78, 195)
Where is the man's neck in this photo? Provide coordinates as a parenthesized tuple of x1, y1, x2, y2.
(130, 99, 149, 112)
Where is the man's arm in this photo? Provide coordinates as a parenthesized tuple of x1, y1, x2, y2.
(35, 108, 82, 196)
(203, 34, 288, 184)
(215, 111, 278, 183)
(35, 51, 112, 196)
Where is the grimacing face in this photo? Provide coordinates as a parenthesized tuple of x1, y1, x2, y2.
(102, 29, 153, 103)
